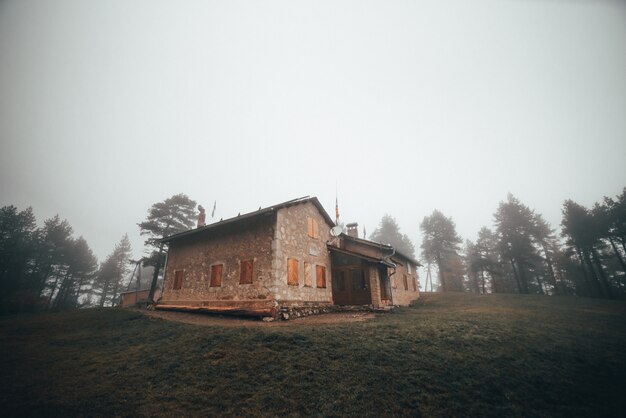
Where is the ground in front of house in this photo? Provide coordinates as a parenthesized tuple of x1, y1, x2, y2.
(1, 293, 625, 417)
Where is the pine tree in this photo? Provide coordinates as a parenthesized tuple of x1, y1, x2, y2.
(138, 193, 197, 301)
(369, 214, 416, 258)
(420, 210, 462, 292)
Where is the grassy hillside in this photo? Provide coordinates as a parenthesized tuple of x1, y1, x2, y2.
(1, 293, 625, 417)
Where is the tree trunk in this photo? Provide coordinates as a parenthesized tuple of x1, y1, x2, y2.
(608, 237, 626, 273)
(510, 259, 522, 294)
(541, 243, 557, 292)
(480, 270, 486, 294)
(75, 275, 88, 307)
(591, 249, 613, 299)
(582, 250, 605, 298)
(148, 244, 164, 301)
(535, 275, 545, 295)
(47, 269, 66, 309)
(53, 272, 73, 309)
(576, 249, 595, 297)
(99, 277, 111, 307)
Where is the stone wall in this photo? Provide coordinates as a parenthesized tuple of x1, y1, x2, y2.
(160, 217, 276, 309)
(272, 201, 334, 307)
(389, 258, 420, 306)
(368, 265, 382, 308)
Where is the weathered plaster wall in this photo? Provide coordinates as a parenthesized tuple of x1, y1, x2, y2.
(160, 217, 275, 309)
(272, 202, 334, 306)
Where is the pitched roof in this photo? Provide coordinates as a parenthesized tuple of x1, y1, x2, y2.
(160, 196, 334, 244)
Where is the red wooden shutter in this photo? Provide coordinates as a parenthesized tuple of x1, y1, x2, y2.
(304, 262, 312, 287)
(240, 260, 253, 284)
(316, 265, 326, 288)
(403, 274, 408, 290)
(288, 258, 299, 285)
(210, 264, 223, 287)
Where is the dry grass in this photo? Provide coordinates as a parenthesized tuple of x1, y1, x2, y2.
(1, 293, 625, 417)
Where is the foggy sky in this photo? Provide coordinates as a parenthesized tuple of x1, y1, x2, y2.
(1, 0, 625, 266)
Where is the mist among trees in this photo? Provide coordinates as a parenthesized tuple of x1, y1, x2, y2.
(420, 189, 626, 298)
(0, 193, 198, 313)
(1, 187, 625, 313)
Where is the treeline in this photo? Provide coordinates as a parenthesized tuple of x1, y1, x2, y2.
(420, 188, 626, 298)
(0, 206, 133, 313)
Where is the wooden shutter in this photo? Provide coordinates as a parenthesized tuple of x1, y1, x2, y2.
(287, 258, 299, 285)
(403, 274, 408, 290)
(210, 264, 223, 287)
(304, 262, 312, 287)
(316, 265, 326, 288)
(412, 276, 417, 291)
(240, 260, 253, 284)
(307, 217, 319, 238)
(173, 270, 183, 290)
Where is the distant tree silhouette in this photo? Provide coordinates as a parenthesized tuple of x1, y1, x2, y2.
(494, 194, 539, 294)
(420, 210, 462, 292)
(369, 214, 416, 258)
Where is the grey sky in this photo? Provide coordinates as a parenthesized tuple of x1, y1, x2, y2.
(1, 0, 625, 265)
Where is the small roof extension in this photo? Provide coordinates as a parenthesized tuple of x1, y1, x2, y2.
(160, 196, 335, 244)
(338, 233, 421, 267)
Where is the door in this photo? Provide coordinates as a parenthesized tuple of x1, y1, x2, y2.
(332, 267, 372, 306)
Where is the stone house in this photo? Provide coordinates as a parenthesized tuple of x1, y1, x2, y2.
(157, 196, 420, 317)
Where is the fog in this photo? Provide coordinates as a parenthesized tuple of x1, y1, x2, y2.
(1, 0, 625, 262)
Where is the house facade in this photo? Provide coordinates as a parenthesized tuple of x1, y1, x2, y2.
(157, 197, 420, 317)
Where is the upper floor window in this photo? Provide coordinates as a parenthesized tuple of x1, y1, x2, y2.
(403, 274, 408, 291)
(307, 217, 319, 239)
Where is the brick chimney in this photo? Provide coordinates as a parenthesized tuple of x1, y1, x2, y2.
(346, 222, 359, 238)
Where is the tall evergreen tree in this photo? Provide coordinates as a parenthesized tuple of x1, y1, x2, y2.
(0, 206, 37, 299)
(369, 214, 416, 258)
(51, 236, 98, 309)
(493, 194, 539, 294)
(561, 200, 613, 298)
(138, 193, 197, 301)
(420, 210, 462, 292)
(94, 235, 132, 307)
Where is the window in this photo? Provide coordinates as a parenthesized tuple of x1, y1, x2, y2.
(240, 259, 253, 284)
(307, 217, 319, 239)
(403, 274, 408, 291)
(288, 258, 299, 285)
(210, 264, 223, 287)
(173, 270, 183, 290)
(304, 262, 312, 287)
(316, 265, 326, 288)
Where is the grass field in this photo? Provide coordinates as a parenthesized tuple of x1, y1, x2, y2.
(1, 293, 625, 417)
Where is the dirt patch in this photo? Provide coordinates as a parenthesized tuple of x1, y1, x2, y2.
(137, 308, 377, 327)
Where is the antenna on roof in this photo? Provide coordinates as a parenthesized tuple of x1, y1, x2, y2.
(335, 181, 339, 225)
